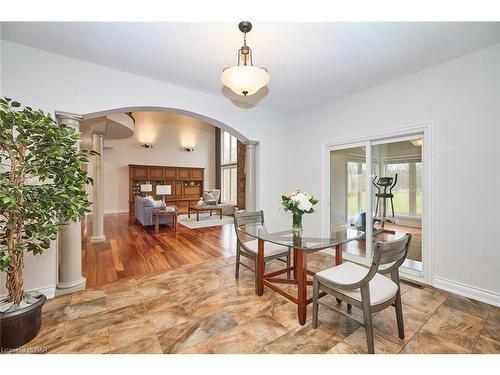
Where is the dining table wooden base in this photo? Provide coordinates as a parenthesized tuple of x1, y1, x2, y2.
(256, 238, 344, 326)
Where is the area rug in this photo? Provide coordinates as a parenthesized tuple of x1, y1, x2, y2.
(177, 214, 234, 229)
(407, 233, 422, 262)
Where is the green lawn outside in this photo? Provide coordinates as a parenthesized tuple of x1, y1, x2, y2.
(347, 190, 422, 216)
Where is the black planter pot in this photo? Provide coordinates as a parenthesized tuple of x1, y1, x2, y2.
(0, 294, 46, 351)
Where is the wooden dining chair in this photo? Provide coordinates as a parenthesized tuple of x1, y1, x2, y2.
(312, 233, 412, 354)
(233, 211, 292, 293)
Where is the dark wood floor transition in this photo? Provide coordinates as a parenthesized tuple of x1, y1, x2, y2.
(82, 213, 237, 288)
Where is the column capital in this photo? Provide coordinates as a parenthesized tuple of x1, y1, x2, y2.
(244, 140, 259, 146)
(55, 111, 82, 128)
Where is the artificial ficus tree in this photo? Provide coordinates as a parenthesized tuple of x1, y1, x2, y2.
(0, 98, 93, 305)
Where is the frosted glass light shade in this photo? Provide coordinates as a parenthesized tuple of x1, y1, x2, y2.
(221, 66, 269, 96)
(156, 185, 172, 195)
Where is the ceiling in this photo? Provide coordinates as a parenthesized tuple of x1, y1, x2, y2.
(2, 22, 500, 114)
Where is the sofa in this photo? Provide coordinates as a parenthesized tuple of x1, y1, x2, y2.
(134, 195, 175, 226)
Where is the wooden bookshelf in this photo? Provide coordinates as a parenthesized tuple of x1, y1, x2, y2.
(129, 164, 204, 214)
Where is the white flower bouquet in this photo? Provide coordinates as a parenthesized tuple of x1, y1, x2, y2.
(281, 189, 318, 232)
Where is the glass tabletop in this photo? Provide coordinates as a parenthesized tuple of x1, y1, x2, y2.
(237, 223, 364, 252)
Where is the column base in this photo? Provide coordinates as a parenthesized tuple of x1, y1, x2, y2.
(90, 235, 106, 244)
(56, 276, 86, 296)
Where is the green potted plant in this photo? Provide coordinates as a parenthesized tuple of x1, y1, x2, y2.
(0, 98, 93, 350)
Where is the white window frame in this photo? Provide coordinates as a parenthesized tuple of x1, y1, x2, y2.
(220, 130, 238, 205)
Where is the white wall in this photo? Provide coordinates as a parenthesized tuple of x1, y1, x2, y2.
(90, 112, 216, 214)
(1, 41, 295, 297)
(291, 44, 500, 305)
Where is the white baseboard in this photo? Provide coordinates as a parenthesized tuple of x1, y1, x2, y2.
(433, 276, 500, 307)
(0, 284, 56, 300)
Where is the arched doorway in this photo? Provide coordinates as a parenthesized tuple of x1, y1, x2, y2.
(56, 106, 258, 292)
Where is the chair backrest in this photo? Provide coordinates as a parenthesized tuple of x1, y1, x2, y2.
(372, 233, 412, 274)
(351, 233, 412, 288)
(233, 210, 264, 243)
(234, 210, 264, 226)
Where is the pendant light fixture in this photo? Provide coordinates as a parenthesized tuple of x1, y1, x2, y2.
(221, 21, 269, 96)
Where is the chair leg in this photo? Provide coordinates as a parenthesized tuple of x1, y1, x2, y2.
(395, 290, 405, 339)
(286, 248, 291, 279)
(312, 278, 319, 329)
(361, 286, 375, 354)
(235, 244, 241, 280)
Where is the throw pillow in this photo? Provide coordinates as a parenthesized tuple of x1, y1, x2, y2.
(203, 191, 215, 202)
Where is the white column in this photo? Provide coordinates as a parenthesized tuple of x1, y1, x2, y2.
(55, 112, 86, 295)
(245, 141, 258, 212)
(91, 132, 106, 243)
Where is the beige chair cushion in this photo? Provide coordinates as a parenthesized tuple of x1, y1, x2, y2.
(243, 239, 289, 258)
(316, 262, 398, 305)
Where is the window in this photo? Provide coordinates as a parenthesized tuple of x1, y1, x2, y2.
(383, 156, 422, 216)
(221, 130, 238, 204)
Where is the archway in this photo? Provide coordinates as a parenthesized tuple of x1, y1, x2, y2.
(83, 106, 249, 142)
(56, 106, 258, 293)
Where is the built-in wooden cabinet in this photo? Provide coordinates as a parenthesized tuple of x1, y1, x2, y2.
(149, 167, 164, 180)
(131, 166, 149, 180)
(129, 165, 204, 214)
(190, 168, 203, 180)
(184, 184, 202, 198)
(173, 181, 183, 197)
(165, 167, 177, 179)
(178, 168, 190, 179)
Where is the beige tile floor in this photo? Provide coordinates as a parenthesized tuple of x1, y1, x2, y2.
(16, 253, 500, 354)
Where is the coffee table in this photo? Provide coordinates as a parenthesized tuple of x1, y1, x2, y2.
(153, 209, 178, 233)
(188, 205, 223, 222)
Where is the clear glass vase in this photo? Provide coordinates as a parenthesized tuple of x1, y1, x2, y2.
(292, 211, 303, 233)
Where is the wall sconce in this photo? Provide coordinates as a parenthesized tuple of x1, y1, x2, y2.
(141, 143, 153, 149)
(184, 147, 195, 152)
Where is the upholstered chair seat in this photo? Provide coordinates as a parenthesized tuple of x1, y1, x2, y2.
(315, 262, 398, 305)
(243, 239, 291, 258)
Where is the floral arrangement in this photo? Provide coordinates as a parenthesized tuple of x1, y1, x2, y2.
(281, 189, 318, 232)
(281, 189, 318, 214)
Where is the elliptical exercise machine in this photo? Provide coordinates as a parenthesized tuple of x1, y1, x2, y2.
(372, 173, 398, 234)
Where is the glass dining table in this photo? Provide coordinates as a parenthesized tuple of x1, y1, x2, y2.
(236, 224, 364, 325)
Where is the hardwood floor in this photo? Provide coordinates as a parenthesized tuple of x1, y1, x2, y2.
(82, 213, 237, 288)
(343, 223, 422, 262)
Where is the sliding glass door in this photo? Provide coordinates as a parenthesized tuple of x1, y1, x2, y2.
(330, 144, 372, 260)
(330, 134, 424, 275)
(371, 137, 423, 272)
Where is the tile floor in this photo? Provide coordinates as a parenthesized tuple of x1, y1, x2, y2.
(16, 253, 500, 354)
